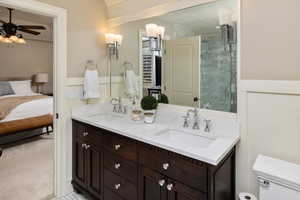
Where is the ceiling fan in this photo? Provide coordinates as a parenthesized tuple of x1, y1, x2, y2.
(0, 8, 47, 43)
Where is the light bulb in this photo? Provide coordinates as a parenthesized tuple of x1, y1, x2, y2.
(9, 35, 19, 42)
(0, 35, 4, 42)
(17, 38, 26, 44)
(3, 37, 12, 43)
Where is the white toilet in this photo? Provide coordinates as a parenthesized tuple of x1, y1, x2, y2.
(251, 155, 300, 200)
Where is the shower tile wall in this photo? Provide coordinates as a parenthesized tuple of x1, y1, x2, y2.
(200, 36, 237, 112)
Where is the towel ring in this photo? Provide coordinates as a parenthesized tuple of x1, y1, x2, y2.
(85, 60, 98, 71)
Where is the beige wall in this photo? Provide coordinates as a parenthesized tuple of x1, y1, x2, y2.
(241, 0, 300, 80)
(0, 40, 53, 93)
(37, 0, 109, 77)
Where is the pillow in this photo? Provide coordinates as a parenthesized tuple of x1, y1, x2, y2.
(0, 82, 15, 96)
(9, 80, 34, 95)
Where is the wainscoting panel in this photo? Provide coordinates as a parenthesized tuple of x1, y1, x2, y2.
(236, 80, 300, 198)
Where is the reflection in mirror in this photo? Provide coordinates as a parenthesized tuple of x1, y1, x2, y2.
(110, 0, 237, 113)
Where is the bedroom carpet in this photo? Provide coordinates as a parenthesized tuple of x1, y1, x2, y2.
(0, 134, 54, 200)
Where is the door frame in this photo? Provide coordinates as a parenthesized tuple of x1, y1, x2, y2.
(163, 36, 201, 107)
(0, 0, 67, 197)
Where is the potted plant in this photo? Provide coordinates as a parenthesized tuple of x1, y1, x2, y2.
(141, 96, 158, 123)
(141, 95, 158, 110)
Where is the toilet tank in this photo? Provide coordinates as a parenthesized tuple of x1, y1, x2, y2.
(253, 155, 300, 200)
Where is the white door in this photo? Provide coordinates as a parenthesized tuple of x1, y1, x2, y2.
(163, 36, 201, 107)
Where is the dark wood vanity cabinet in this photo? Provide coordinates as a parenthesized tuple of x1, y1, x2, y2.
(72, 122, 103, 199)
(72, 120, 236, 200)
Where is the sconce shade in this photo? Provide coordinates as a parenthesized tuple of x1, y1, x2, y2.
(0, 35, 4, 42)
(105, 33, 123, 44)
(115, 34, 123, 45)
(218, 9, 233, 25)
(146, 24, 158, 38)
(105, 33, 115, 44)
(35, 72, 49, 83)
(157, 26, 165, 39)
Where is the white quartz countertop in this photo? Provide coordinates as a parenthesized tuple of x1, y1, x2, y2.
(72, 102, 240, 166)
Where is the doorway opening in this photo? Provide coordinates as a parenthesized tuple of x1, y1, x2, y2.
(0, 0, 67, 198)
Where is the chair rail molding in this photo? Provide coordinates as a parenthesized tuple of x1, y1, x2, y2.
(0, 0, 68, 198)
(237, 79, 300, 194)
(108, 0, 217, 27)
(66, 76, 123, 86)
(240, 80, 300, 95)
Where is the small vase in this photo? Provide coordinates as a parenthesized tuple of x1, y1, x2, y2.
(144, 110, 156, 124)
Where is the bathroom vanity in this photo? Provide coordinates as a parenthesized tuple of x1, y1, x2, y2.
(71, 103, 239, 200)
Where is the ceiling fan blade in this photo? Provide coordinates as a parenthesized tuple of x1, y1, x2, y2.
(18, 25, 46, 30)
(18, 28, 41, 35)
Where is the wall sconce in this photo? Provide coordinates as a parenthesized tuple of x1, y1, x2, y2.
(218, 9, 236, 51)
(145, 24, 165, 52)
(105, 33, 122, 59)
(105, 33, 123, 96)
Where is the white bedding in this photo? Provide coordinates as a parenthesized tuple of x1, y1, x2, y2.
(0, 93, 53, 123)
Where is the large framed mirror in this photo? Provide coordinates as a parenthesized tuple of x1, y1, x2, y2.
(110, 0, 238, 113)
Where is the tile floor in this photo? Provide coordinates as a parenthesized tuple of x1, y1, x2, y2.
(58, 193, 86, 200)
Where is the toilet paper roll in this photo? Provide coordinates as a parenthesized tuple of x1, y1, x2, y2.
(239, 193, 257, 200)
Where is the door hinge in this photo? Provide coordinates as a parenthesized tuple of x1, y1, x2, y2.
(56, 113, 59, 119)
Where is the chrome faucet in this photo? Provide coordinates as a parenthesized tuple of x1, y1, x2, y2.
(183, 107, 200, 130)
(203, 119, 212, 133)
(111, 97, 127, 114)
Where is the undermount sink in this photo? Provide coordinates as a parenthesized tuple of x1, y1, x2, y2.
(88, 112, 126, 121)
(153, 129, 215, 149)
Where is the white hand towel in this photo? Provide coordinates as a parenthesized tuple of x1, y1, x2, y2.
(83, 69, 100, 99)
(124, 70, 139, 97)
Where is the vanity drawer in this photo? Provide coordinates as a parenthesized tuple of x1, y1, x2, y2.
(104, 187, 125, 200)
(167, 154, 208, 192)
(73, 120, 86, 140)
(73, 121, 102, 145)
(104, 150, 138, 184)
(140, 143, 207, 192)
(139, 144, 169, 173)
(104, 169, 137, 200)
(103, 133, 137, 162)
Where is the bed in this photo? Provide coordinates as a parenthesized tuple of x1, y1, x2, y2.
(0, 78, 53, 145)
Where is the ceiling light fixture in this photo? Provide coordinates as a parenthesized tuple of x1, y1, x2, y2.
(0, 32, 26, 44)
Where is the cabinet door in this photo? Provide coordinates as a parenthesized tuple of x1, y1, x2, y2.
(86, 144, 103, 198)
(73, 139, 87, 188)
(167, 179, 207, 200)
(140, 167, 168, 200)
